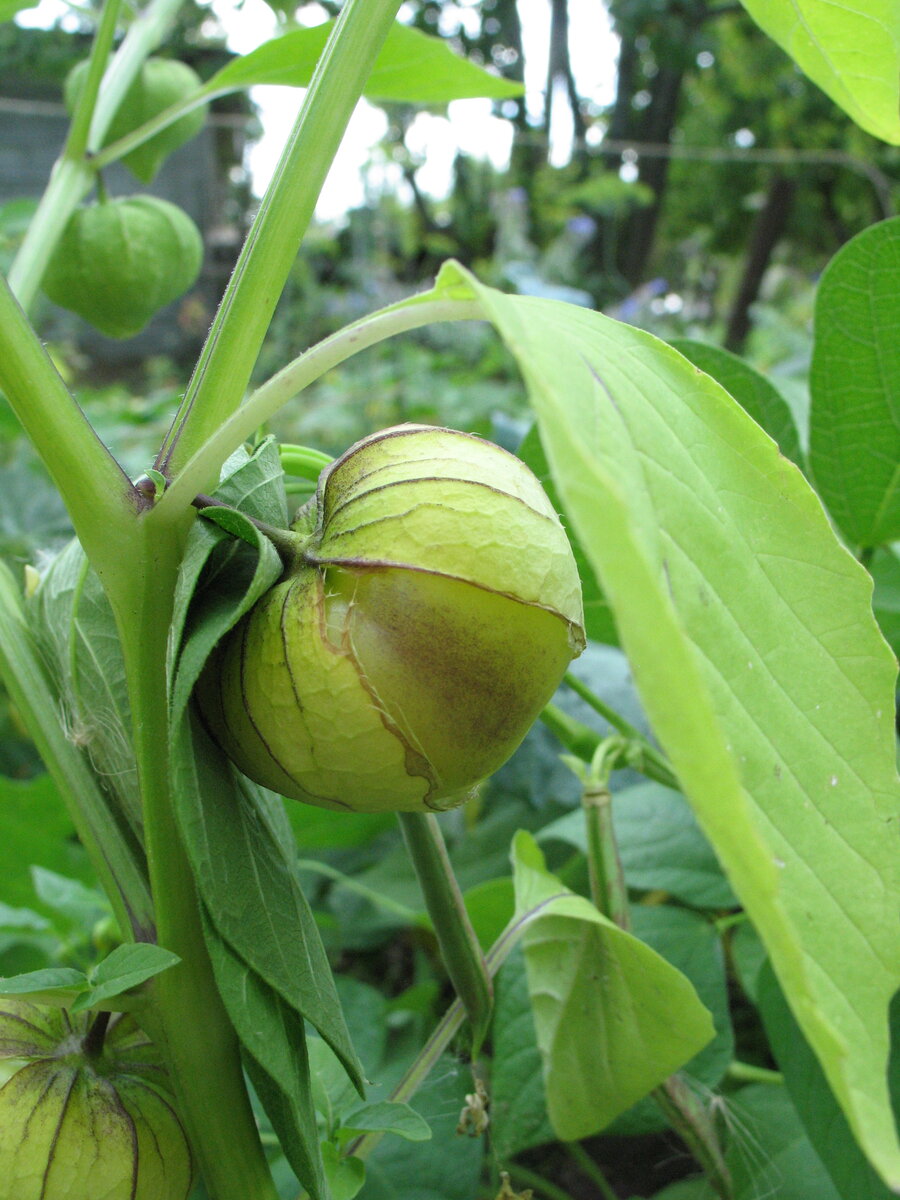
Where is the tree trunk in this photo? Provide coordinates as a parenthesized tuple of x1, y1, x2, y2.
(724, 172, 796, 352)
(618, 64, 685, 287)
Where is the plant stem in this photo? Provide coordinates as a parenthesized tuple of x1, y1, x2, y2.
(541, 700, 679, 791)
(582, 780, 629, 931)
(113, 530, 277, 1200)
(653, 1076, 732, 1200)
(0, 278, 138, 578)
(397, 811, 493, 1057)
(573, 743, 733, 1199)
(505, 1162, 574, 1200)
(83, 1009, 112, 1059)
(565, 1142, 617, 1200)
(564, 671, 680, 789)
(726, 1060, 783, 1085)
(158, 287, 481, 515)
(155, 0, 405, 480)
(63, 0, 122, 161)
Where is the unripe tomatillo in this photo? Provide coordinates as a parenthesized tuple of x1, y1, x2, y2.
(197, 424, 585, 813)
(0, 1000, 192, 1200)
(42, 195, 203, 339)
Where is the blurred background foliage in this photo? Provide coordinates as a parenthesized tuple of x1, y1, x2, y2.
(0, 2, 896, 1197)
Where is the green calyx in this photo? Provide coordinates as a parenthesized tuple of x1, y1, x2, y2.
(197, 424, 586, 813)
(42, 195, 203, 339)
(0, 1000, 193, 1200)
(65, 56, 206, 183)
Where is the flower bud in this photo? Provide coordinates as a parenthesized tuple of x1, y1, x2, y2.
(197, 424, 585, 813)
(0, 1000, 192, 1200)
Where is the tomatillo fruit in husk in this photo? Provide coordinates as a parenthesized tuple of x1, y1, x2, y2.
(0, 1000, 193, 1200)
(42, 195, 203, 339)
(197, 424, 586, 813)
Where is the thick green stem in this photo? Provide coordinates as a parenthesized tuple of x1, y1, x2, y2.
(397, 811, 493, 1057)
(156, 0, 404, 479)
(113, 526, 277, 1200)
(0, 277, 138, 580)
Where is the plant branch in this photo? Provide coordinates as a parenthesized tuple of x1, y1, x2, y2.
(0, 277, 139, 579)
(112, 533, 278, 1200)
(397, 811, 493, 1057)
(154, 0, 405, 480)
(63, 0, 122, 160)
(157, 294, 482, 513)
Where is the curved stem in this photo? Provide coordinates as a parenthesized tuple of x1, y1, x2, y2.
(158, 295, 482, 513)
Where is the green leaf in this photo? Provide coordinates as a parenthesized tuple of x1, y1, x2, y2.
(321, 1143, 365, 1200)
(31, 538, 140, 834)
(670, 338, 803, 467)
(518, 424, 617, 645)
(809, 217, 900, 547)
(339, 1101, 431, 1142)
(0, 0, 40, 21)
(441, 260, 900, 1186)
(205, 21, 523, 104)
(0, 776, 93, 912)
(871, 545, 900, 655)
(490, 944, 554, 1159)
(69, 943, 181, 1014)
(169, 442, 363, 1094)
(203, 914, 327, 1200)
(758, 962, 900, 1200)
(30, 866, 107, 930)
(360, 1056, 483, 1200)
(0, 966, 87, 1006)
(511, 831, 714, 1139)
(719, 1083, 841, 1200)
(738, 0, 900, 143)
(538, 781, 738, 909)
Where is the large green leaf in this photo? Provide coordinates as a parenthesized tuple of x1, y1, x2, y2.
(512, 832, 714, 1139)
(738, 0, 900, 143)
(32, 538, 140, 834)
(670, 338, 803, 467)
(431, 261, 900, 1185)
(0, 774, 92, 911)
(203, 913, 326, 1200)
(809, 218, 900, 547)
(518, 423, 616, 644)
(871, 545, 900, 655)
(758, 962, 900, 1200)
(205, 21, 522, 104)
